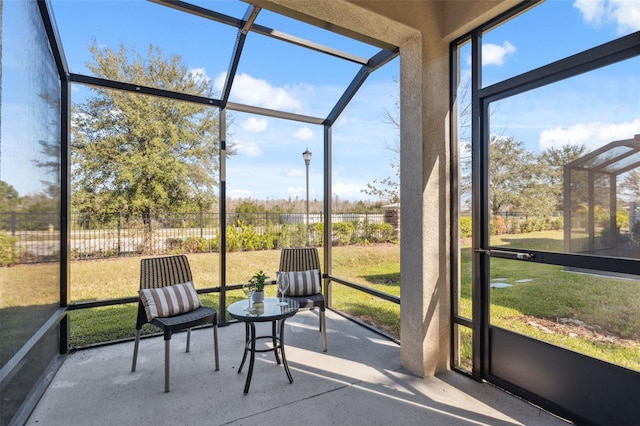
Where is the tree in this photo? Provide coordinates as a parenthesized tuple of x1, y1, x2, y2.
(457, 78, 473, 210)
(233, 200, 265, 225)
(0, 181, 19, 212)
(72, 42, 228, 222)
(620, 168, 640, 202)
(362, 165, 399, 204)
(488, 135, 540, 216)
(539, 144, 587, 211)
(33, 91, 62, 199)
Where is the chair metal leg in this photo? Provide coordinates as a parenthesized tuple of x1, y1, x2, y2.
(213, 324, 219, 371)
(320, 310, 327, 352)
(132, 329, 141, 372)
(186, 328, 191, 352)
(165, 339, 171, 393)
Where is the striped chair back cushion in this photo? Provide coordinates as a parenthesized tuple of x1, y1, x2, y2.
(281, 269, 321, 296)
(139, 282, 202, 321)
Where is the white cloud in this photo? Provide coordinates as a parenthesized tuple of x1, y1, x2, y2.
(332, 182, 368, 200)
(611, 0, 640, 32)
(574, 0, 640, 33)
(228, 189, 253, 199)
(214, 72, 303, 111)
(333, 164, 346, 176)
(335, 115, 350, 127)
(287, 186, 304, 198)
(539, 119, 640, 151)
(573, 0, 608, 25)
(188, 67, 211, 85)
(482, 41, 516, 66)
(241, 117, 268, 133)
(287, 168, 304, 177)
(235, 140, 262, 157)
(293, 127, 314, 140)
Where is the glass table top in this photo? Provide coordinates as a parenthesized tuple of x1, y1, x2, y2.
(227, 297, 299, 321)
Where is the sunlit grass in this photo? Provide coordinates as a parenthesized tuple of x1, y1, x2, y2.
(5, 234, 639, 372)
(459, 230, 640, 372)
(60, 245, 400, 347)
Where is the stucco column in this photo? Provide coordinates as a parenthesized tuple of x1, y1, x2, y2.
(399, 31, 451, 377)
(256, 0, 453, 378)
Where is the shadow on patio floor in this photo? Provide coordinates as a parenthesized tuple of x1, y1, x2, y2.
(27, 310, 569, 425)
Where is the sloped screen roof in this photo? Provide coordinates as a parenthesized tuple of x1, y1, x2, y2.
(567, 134, 640, 176)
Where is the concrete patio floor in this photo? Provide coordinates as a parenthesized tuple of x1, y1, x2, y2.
(27, 310, 570, 425)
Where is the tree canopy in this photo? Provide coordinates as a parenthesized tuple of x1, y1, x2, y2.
(464, 135, 587, 217)
(539, 143, 587, 211)
(622, 169, 640, 201)
(488, 135, 539, 216)
(72, 42, 227, 220)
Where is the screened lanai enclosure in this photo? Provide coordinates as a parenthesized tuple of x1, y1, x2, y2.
(565, 134, 640, 258)
(2, 1, 640, 425)
(2, 1, 403, 424)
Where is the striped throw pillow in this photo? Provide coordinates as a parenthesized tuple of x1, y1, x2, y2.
(283, 270, 321, 296)
(139, 282, 202, 321)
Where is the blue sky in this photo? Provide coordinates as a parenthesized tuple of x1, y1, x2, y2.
(46, 0, 399, 203)
(2, 0, 640, 202)
(474, 0, 640, 155)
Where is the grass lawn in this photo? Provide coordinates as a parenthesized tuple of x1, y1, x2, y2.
(3, 237, 638, 372)
(64, 244, 401, 346)
(460, 230, 640, 371)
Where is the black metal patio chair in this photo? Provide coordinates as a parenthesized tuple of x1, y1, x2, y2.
(278, 247, 327, 352)
(131, 254, 219, 392)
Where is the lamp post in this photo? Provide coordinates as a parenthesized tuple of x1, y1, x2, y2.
(302, 148, 312, 245)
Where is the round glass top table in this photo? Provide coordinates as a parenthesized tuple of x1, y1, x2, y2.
(227, 297, 299, 393)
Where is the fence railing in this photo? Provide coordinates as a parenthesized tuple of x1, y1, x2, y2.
(1, 211, 394, 264)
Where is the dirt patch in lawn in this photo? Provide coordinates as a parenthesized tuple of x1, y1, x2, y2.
(519, 315, 639, 348)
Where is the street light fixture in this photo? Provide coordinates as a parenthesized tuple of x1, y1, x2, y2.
(302, 148, 312, 245)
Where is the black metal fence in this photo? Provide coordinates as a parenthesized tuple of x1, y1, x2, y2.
(1, 211, 394, 264)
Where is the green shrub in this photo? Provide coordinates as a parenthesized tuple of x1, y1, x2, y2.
(370, 223, 395, 242)
(209, 235, 219, 252)
(183, 236, 208, 253)
(262, 223, 279, 250)
(332, 222, 355, 245)
(226, 225, 242, 252)
(493, 215, 505, 235)
(311, 222, 324, 246)
(617, 209, 629, 230)
(460, 216, 472, 238)
(225, 221, 264, 251)
(238, 221, 261, 251)
(277, 223, 306, 248)
(165, 237, 183, 252)
(518, 217, 547, 234)
(0, 234, 18, 266)
(594, 205, 610, 229)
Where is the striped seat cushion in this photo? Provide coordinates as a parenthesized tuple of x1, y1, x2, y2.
(139, 281, 202, 321)
(282, 270, 321, 296)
